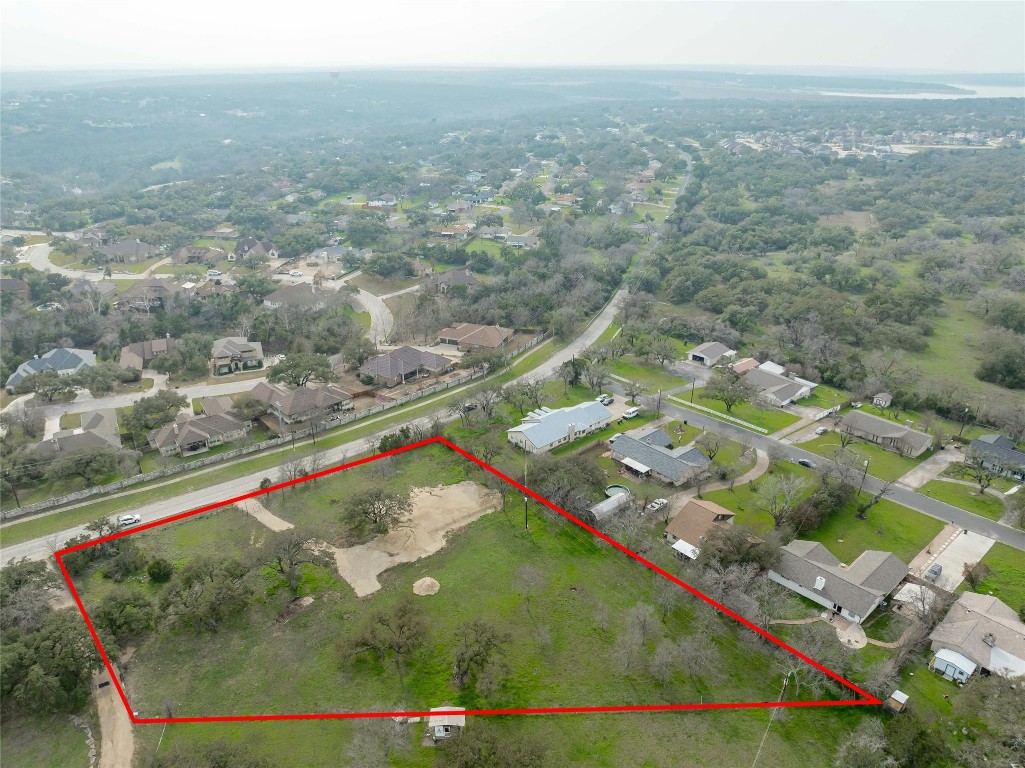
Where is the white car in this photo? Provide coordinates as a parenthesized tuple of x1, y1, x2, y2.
(646, 498, 669, 513)
(207, 269, 222, 277)
(289, 270, 303, 277)
(622, 406, 640, 419)
(117, 514, 142, 527)
(814, 426, 829, 435)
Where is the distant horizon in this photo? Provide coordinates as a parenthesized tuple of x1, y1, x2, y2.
(3, 2, 1022, 74)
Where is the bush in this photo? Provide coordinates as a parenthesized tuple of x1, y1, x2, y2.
(147, 558, 174, 583)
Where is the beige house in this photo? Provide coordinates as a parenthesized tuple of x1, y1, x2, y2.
(663, 498, 736, 559)
(211, 337, 264, 376)
(437, 322, 513, 351)
(840, 411, 933, 458)
(149, 414, 249, 457)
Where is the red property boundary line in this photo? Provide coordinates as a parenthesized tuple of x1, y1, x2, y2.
(55, 436, 882, 724)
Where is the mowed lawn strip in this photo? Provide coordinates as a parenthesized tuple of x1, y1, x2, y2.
(682, 388, 801, 433)
(917, 480, 1007, 521)
(797, 434, 928, 482)
(959, 543, 1025, 609)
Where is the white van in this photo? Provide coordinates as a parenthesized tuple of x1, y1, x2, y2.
(623, 406, 640, 419)
(207, 269, 222, 277)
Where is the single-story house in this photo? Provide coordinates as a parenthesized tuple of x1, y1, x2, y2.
(426, 707, 465, 743)
(250, 381, 353, 424)
(743, 363, 816, 406)
(586, 491, 635, 526)
(609, 428, 711, 486)
(119, 338, 177, 371)
(928, 592, 1025, 680)
(437, 322, 513, 351)
(358, 347, 452, 387)
(34, 408, 121, 458)
(767, 540, 908, 624)
(211, 337, 264, 376)
(230, 237, 278, 262)
(839, 411, 933, 458)
(262, 283, 327, 311)
(172, 245, 223, 265)
(98, 238, 159, 263)
(872, 392, 893, 409)
(968, 434, 1025, 481)
(149, 413, 249, 457)
(422, 268, 476, 295)
(115, 279, 184, 312)
(446, 200, 474, 214)
(308, 245, 351, 263)
(505, 234, 540, 249)
(6, 347, 96, 390)
(434, 223, 474, 240)
(688, 342, 736, 367)
(507, 401, 613, 454)
(663, 498, 736, 559)
(66, 280, 118, 304)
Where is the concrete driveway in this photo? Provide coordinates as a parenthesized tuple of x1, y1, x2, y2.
(925, 530, 995, 591)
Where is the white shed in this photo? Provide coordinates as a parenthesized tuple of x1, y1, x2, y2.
(930, 648, 977, 683)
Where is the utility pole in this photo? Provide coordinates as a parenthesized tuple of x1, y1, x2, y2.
(523, 495, 529, 531)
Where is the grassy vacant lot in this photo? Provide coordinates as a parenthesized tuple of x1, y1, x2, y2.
(0, 712, 93, 768)
(960, 543, 1025, 609)
(71, 445, 866, 768)
(797, 434, 927, 482)
(704, 466, 943, 564)
(917, 480, 1006, 521)
(679, 389, 801, 433)
(608, 357, 688, 389)
(800, 385, 850, 410)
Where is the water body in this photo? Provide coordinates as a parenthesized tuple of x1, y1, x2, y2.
(817, 85, 1025, 100)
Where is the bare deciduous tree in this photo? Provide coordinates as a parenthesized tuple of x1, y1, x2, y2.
(756, 474, 808, 529)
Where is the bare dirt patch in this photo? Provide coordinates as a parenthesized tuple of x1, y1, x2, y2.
(413, 577, 440, 595)
(327, 481, 501, 597)
(94, 669, 133, 768)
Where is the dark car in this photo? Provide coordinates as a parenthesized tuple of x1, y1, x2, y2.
(797, 458, 817, 469)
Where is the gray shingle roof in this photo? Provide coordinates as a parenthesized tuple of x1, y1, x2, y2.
(689, 341, 734, 360)
(611, 435, 710, 482)
(929, 592, 1025, 675)
(359, 347, 452, 379)
(969, 435, 1025, 473)
(841, 411, 933, 454)
(771, 540, 908, 619)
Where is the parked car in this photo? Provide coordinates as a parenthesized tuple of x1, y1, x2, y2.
(925, 563, 943, 582)
(609, 433, 622, 443)
(797, 458, 817, 469)
(646, 498, 669, 513)
(814, 426, 829, 435)
(117, 514, 142, 527)
(289, 270, 303, 277)
(850, 401, 863, 408)
(206, 269, 222, 277)
(595, 394, 614, 406)
(623, 407, 640, 419)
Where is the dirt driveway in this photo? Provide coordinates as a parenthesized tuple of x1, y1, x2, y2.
(328, 481, 501, 597)
(94, 669, 134, 768)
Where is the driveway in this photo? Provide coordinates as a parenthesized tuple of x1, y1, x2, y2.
(896, 447, 964, 489)
(20, 242, 170, 281)
(919, 529, 995, 592)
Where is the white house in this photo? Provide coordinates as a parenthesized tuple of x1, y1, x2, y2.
(743, 362, 817, 406)
(507, 402, 613, 454)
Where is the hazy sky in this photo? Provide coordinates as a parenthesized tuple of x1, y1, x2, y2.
(3, 1, 1022, 73)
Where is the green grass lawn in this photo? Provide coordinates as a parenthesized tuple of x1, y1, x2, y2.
(801, 385, 850, 410)
(595, 323, 621, 345)
(465, 237, 503, 256)
(341, 303, 371, 329)
(960, 543, 1025, 609)
(917, 480, 1007, 521)
(678, 389, 801, 433)
(59, 412, 82, 430)
(856, 403, 987, 442)
(941, 462, 1019, 493)
(608, 357, 687, 389)
(705, 474, 943, 564)
(0, 712, 94, 768)
(798, 434, 927, 482)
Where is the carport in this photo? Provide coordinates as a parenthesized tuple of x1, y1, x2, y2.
(620, 457, 651, 478)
